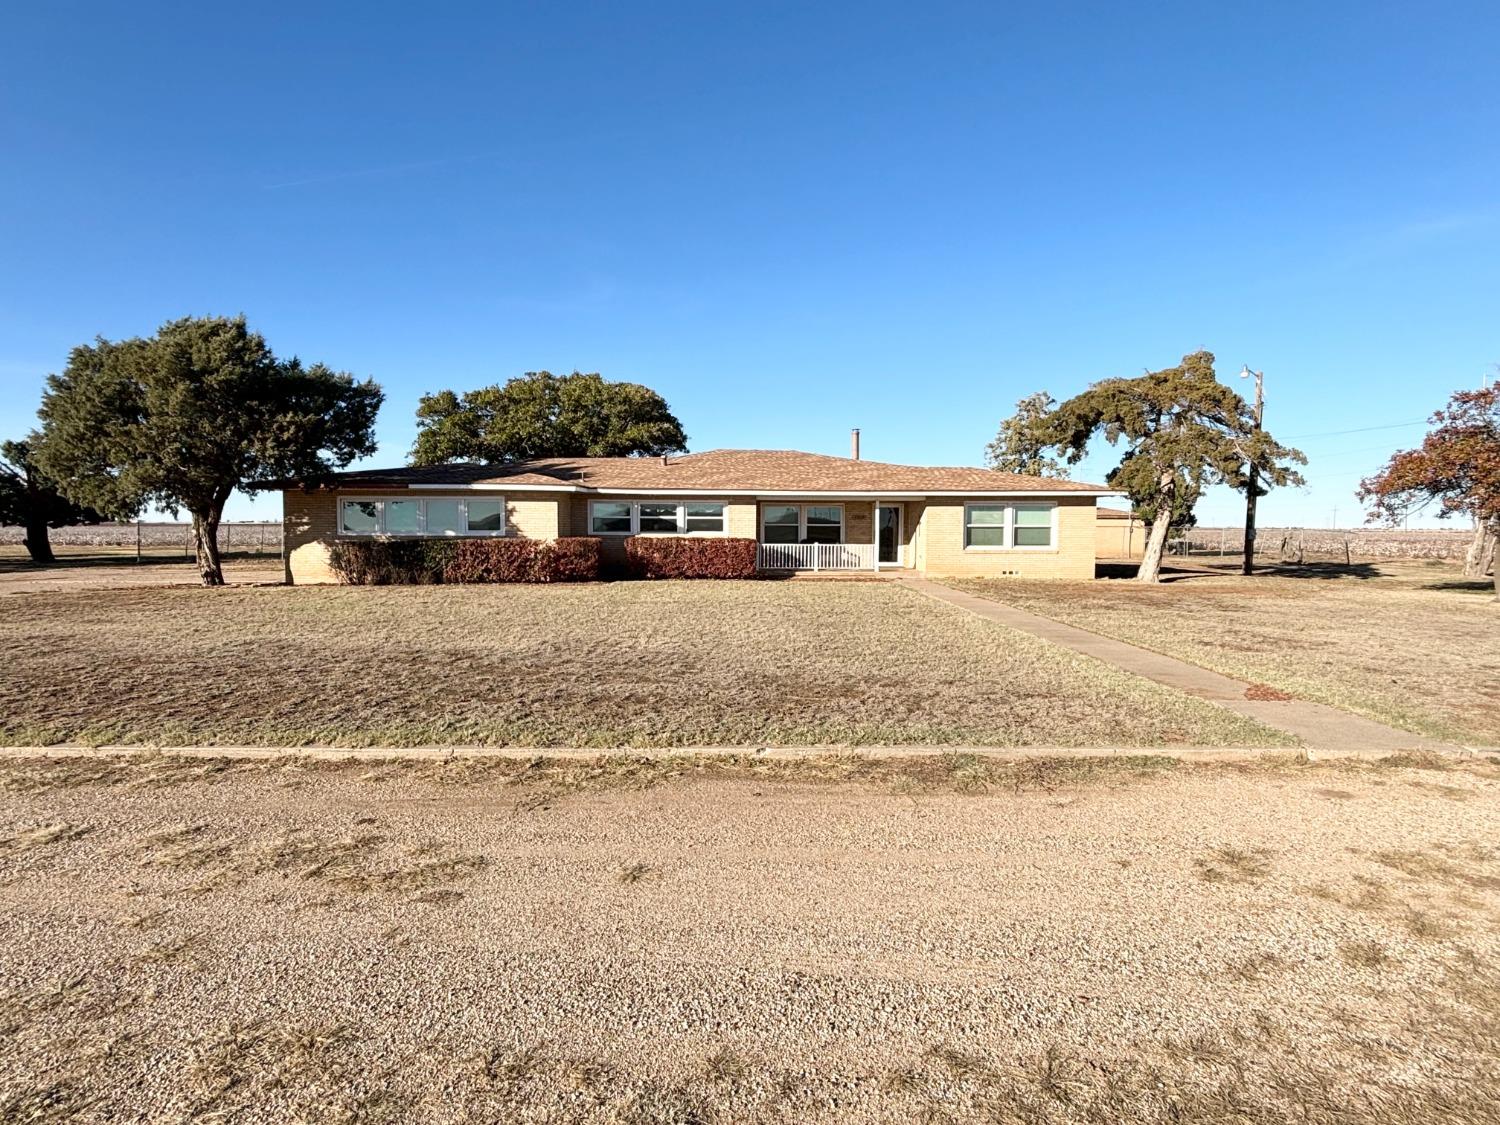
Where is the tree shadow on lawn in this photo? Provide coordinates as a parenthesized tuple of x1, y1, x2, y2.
(0, 550, 271, 573)
(1093, 560, 1384, 583)
(1421, 578, 1497, 595)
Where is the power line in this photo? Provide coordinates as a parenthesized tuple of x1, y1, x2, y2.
(1281, 419, 1427, 439)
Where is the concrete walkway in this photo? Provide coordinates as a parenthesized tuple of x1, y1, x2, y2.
(901, 575, 1463, 753)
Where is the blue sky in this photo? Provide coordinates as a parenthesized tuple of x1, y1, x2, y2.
(2, 1, 1495, 526)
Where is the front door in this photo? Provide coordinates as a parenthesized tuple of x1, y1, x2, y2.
(876, 504, 902, 566)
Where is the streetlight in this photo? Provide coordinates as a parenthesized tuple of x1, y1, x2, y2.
(1239, 365, 1265, 576)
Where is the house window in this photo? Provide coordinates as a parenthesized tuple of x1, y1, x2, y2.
(466, 499, 504, 532)
(759, 504, 844, 544)
(638, 502, 680, 533)
(588, 500, 728, 535)
(684, 503, 726, 534)
(589, 501, 634, 534)
(384, 499, 422, 535)
(964, 502, 1055, 549)
(1013, 503, 1053, 547)
(804, 506, 843, 544)
(338, 496, 507, 537)
(425, 499, 464, 535)
(340, 500, 380, 535)
(761, 505, 800, 544)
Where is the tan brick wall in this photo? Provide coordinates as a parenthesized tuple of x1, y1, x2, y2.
(283, 489, 339, 584)
(281, 490, 567, 585)
(1096, 516, 1145, 559)
(914, 496, 1096, 580)
(508, 497, 562, 540)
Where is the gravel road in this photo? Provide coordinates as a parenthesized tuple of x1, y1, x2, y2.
(1, 752, 1497, 1123)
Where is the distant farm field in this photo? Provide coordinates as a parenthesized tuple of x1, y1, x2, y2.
(944, 559, 1500, 746)
(0, 581, 1285, 749)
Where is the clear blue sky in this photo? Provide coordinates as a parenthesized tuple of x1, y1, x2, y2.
(3, 1, 1496, 526)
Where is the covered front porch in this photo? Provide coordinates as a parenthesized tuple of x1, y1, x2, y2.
(754, 499, 909, 572)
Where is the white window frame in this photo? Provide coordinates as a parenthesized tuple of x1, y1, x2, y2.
(338, 495, 508, 538)
(963, 501, 1057, 551)
(758, 503, 845, 544)
(587, 499, 729, 536)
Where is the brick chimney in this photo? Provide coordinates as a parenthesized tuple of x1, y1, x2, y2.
(850, 428, 861, 460)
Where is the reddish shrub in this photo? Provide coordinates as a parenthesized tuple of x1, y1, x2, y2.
(623, 537, 758, 579)
(443, 537, 601, 584)
(444, 539, 542, 583)
(545, 536, 603, 582)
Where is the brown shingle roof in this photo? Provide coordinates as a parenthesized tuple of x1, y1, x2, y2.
(1096, 506, 1138, 519)
(274, 450, 1112, 495)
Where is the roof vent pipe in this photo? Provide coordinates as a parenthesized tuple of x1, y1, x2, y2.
(851, 428, 861, 460)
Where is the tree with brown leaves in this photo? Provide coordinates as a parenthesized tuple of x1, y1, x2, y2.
(1359, 386, 1500, 598)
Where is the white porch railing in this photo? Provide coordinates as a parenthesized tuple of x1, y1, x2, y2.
(756, 542, 877, 571)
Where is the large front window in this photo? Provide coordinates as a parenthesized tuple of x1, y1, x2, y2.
(588, 500, 727, 535)
(759, 504, 844, 544)
(964, 503, 1055, 549)
(339, 496, 507, 537)
(761, 505, 800, 544)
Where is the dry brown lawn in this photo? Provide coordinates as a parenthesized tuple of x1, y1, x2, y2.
(1, 750, 1498, 1122)
(943, 558, 1500, 746)
(0, 545, 281, 594)
(0, 581, 1285, 748)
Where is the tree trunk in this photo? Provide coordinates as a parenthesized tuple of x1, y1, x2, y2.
(1136, 472, 1177, 584)
(192, 508, 225, 586)
(21, 518, 55, 565)
(1489, 519, 1500, 602)
(1463, 521, 1494, 578)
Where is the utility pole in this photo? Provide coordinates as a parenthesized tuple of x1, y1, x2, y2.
(1238, 365, 1265, 576)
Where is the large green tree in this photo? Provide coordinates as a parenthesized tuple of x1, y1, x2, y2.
(0, 438, 106, 564)
(985, 392, 1070, 477)
(1359, 385, 1500, 598)
(411, 370, 688, 465)
(33, 315, 382, 586)
(1036, 351, 1306, 583)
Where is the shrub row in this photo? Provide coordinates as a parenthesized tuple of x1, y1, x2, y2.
(327, 539, 455, 585)
(328, 537, 601, 585)
(623, 536, 758, 579)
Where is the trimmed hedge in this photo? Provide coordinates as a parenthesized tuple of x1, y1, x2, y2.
(328, 537, 600, 585)
(327, 539, 455, 585)
(623, 536, 759, 579)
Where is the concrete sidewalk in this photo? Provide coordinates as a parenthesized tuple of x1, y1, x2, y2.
(901, 575, 1464, 754)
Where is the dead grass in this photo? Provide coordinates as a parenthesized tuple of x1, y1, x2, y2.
(126, 820, 487, 897)
(1339, 938, 1395, 969)
(0, 581, 1288, 749)
(1223, 950, 1288, 982)
(0, 748, 1492, 809)
(1195, 844, 1274, 884)
(942, 559, 1500, 746)
(185, 1019, 357, 1117)
(0, 821, 91, 854)
(616, 861, 658, 884)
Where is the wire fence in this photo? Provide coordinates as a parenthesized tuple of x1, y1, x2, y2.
(1169, 526, 1474, 562)
(0, 521, 285, 556)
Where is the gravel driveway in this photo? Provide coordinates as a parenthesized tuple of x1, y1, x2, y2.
(1, 751, 1497, 1123)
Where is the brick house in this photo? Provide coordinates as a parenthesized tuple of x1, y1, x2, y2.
(274, 447, 1118, 584)
(1095, 506, 1147, 559)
